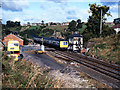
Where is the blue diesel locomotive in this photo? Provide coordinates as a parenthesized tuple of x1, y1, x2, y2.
(34, 37, 68, 50)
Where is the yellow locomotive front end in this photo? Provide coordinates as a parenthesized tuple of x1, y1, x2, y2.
(60, 41, 68, 48)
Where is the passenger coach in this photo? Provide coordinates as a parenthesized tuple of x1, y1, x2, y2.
(34, 37, 68, 50)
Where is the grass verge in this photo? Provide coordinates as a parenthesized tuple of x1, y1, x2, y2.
(87, 35, 120, 65)
(2, 52, 64, 88)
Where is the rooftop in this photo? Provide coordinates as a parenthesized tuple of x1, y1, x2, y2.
(69, 34, 83, 38)
(112, 24, 120, 28)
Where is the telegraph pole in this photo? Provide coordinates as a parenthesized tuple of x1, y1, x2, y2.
(100, 8, 102, 35)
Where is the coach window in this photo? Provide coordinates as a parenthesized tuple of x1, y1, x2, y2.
(66, 42, 67, 45)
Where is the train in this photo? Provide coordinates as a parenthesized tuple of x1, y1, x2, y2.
(34, 37, 68, 50)
(34, 34, 83, 52)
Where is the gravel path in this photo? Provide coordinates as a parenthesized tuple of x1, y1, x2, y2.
(22, 52, 65, 70)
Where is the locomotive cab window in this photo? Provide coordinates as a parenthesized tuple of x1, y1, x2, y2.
(61, 42, 63, 45)
(66, 42, 67, 45)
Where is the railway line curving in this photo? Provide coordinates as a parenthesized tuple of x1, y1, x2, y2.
(47, 50, 120, 88)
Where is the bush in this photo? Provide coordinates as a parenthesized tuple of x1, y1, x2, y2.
(95, 43, 106, 49)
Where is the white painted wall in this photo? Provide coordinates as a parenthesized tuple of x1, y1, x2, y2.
(114, 28, 120, 34)
(68, 36, 83, 51)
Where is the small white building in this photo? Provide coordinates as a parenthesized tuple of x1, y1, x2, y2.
(68, 34, 83, 51)
(112, 24, 120, 34)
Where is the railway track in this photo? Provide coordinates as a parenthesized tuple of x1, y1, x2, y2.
(47, 50, 120, 88)
(55, 51, 120, 78)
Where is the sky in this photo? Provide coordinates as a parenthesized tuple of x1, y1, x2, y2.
(0, 0, 119, 25)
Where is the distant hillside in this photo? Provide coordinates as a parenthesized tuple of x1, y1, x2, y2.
(20, 26, 30, 32)
(45, 25, 68, 32)
(3, 24, 86, 39)
(19, 25, 54, 38)
(86, 35, 120, 65)
(28, 26, 41, 30)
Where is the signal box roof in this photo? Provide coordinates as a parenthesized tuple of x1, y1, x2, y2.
(69, 34, 83, 38)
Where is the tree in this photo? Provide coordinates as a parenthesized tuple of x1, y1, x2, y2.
(6, 21, 12, 27)
(68, 20, 77, 31)
(27, 22, 30, 25)
(76, 19, 82, 29)
(15, 21, 20, 26)
(101, 25, 116, 37)
(46, 23, 48, 26)
(6, 20, 21, 27)
(83, 3, 112, 42)
(41, 20, 44, 25)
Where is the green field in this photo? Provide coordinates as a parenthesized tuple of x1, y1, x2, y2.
(28, 26, 41, 30)
(78, 24, 87, 34)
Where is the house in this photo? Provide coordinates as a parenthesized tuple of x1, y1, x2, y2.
(112, 24, 120, 34)
(62, 22, 69, 26)
(48, 22, 52, 26)
(2, 33, 23, 47)
(22, 24, 28, 26)
(68, 34, 83, 51)
(32, 23, 37, 26)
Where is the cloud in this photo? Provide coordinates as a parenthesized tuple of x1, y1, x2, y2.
(110, 4, 118, 11)
(40, 4, 46, 9)
(66, 16, 77, 20)
(2, 1, 117, 25)
(101, 2, 117, 6)
(13, 17, 21, 22)
(105, 11, 118, 22)
(40, 0, 68, 10)
(67, 10, 76, 15)
(2, 0, 29, 12)
(46, 0, 66, 3)
(100, 1, 118, 13)
(23, 18, 34, 22)
(100, 0, 119, 8)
